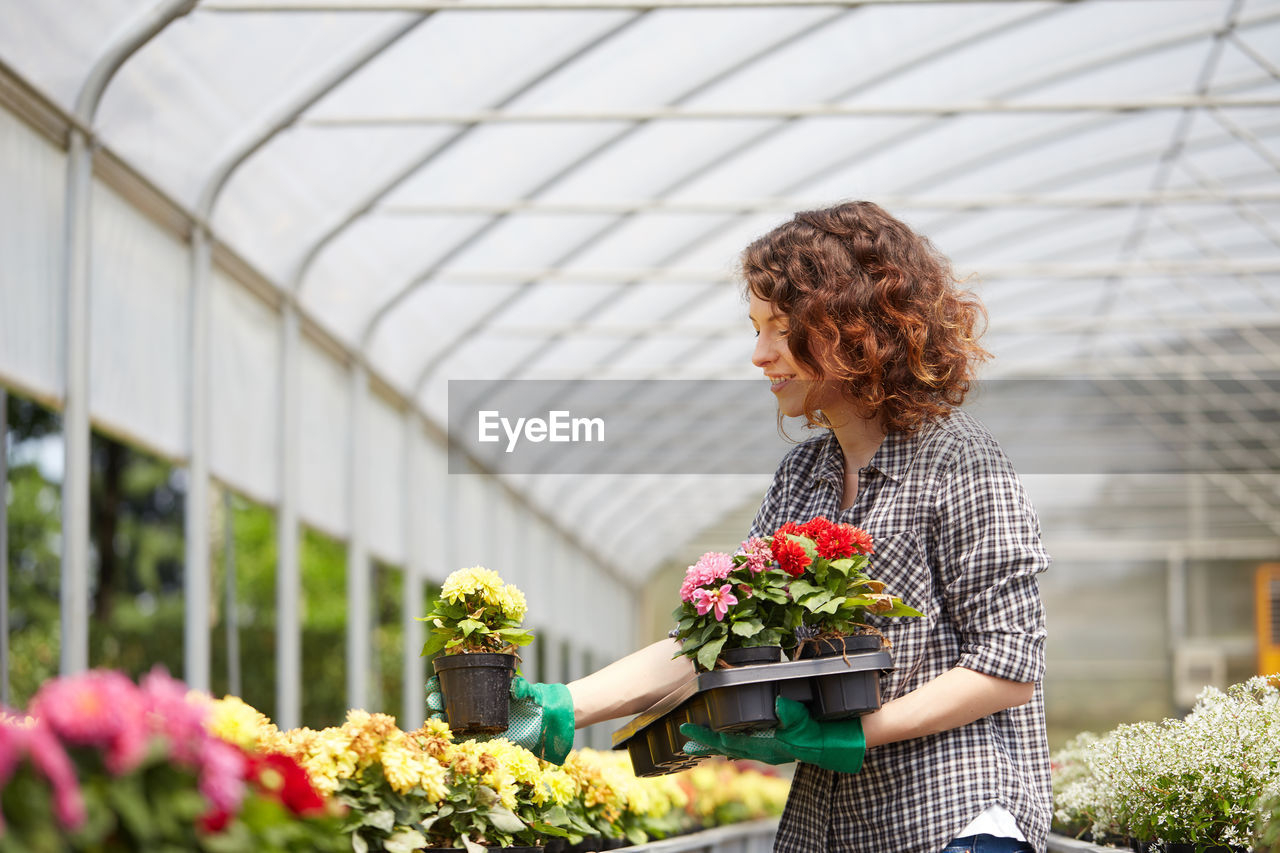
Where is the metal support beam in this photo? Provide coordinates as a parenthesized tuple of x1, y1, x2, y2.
(277, 306, 302, 728)
(0, 385, 8, 706)
(371, 259, 1280, 285)
(203, 0, 1168, 10)
(303, 97, 1279, 127)
(376, 191, 1280, 217)
(401, 415, 424, 729)
(346, 364, 370, 712)
(223, 488, 242, 699)
(59, 0, 199, 677)
(185, 226, 213, 692)
(60, 126, 92, 676)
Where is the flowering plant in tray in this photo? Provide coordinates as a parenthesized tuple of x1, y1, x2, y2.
(672, 516, 921, 671)
(419, 566, 534, 657)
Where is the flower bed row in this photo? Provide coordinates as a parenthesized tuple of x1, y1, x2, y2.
(1051, 675, 1280, 852)
(0, 668, 790, 852)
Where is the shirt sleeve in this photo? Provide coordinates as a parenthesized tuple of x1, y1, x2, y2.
(928, 434, 1050, 684)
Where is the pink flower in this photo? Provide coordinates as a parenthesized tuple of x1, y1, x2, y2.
(736, 537, 773, 574)
(26, 720, 86, 830)
(198, 737, 247, 818)
(30, 669, 150, 776)
(693, 584, 738, 622)
(140, 667, 207, 764)
(679, 552, 735, 602)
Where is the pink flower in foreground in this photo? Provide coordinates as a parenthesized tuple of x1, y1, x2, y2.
(26, 721, 86, 830)
(30, 669, 149, 776)
(679, 551, 735, 602)
(693, 584, 738, 622)
(198, 737, 247, 818)
(736, 537, 773, 574)
(140, 667, 207, 765)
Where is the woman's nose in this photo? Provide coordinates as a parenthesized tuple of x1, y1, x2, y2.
(751, 335, 772, 368)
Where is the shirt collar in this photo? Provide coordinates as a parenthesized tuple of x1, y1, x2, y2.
(815, 425, 919, 487)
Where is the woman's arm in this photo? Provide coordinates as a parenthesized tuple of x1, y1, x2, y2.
(860, 666, 1034, 749)
(567, 638, 695, 729)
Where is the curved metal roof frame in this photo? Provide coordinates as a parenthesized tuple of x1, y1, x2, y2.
(2, 0, 1278, 728)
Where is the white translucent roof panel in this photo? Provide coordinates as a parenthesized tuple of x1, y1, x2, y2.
(301, 214, 492, 345)
(504, 8, 841, 112)
(98, 10, 411, 207)
(217, 125, 463, 284)
(309, 10, 633, 119)
(0, 0, 152, 110)
(565, 213, 738, 269)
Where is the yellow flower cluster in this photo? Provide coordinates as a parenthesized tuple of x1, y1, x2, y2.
(206, 695, 277, 750)
(680, 761, 791, 823)
(441, 566, 527, 622)
(565, 749, 689, 824)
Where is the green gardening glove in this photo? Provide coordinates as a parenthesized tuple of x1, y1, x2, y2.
(680, 696, 866, 774)
(426, 675, 576, 765)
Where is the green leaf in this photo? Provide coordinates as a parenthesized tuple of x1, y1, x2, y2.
(461, 838, 486, 853)
(882, 601, 924, 617)
(812, 596, 845, 615)
(496, 627, 535, 646)
(730, 619, 763, 637)
(384, 829, 427, 853)
(798, 590, 833, 610)
(457, 618, 485, 637)
(486, 804, 527, 834)
(697, 634, 727, 671)
(364, 809, 396, 832)
(528, 821, 572, 839)
(352, 833, 369, 853)
(788, 579, 823, 599)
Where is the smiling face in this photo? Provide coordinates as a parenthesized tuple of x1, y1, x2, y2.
(749, 292, 841, 419)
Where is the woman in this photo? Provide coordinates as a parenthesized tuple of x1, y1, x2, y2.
(430, 201, 1051, 853)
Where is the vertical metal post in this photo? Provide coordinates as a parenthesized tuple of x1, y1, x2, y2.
(223, 488, 241, 699)
(184, 226, 212, 692)
(347, 364, 370, 712)
(276, 306, 301, 729)
(58, 0, 198, 680)
(60, 127, 92, 676)
(0, 385, 9, 706)
(401, 415, 424, 729)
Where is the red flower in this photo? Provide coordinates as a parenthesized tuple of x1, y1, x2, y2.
(772, 538, 811, 577)
(772, 521, 807, 546)
(248, 752, 328, 816)
(814, 525, 855, 559)
(846, 525, 874, 556)
(801, 516, 836, 540)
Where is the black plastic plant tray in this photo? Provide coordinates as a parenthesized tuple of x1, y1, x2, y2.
(612, 651, 891, 777)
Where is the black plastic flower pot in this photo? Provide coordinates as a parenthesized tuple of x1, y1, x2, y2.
(809, 668, 882, 720)
(432, 652, 517, 735)
(704, 681, 777, 732)
(717, 645, 783, 667)
(796, 633, 883, 659)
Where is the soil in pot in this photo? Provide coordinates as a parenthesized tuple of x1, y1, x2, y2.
(717, 646, 783, 667)
(432, 652, 517, 735)
(795, 633, 883, 659)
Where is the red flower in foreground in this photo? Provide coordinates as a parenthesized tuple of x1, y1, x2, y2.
(814, 525, 855, 559)
(248, 752, 328, 816)
(772, 521, 807, 546)
(846, 525, 874, 556)
(801, 516, 836, 541)
(772, 538, 811, 577)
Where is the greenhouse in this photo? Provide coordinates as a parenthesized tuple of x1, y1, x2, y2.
(1, 0, 1278, 849)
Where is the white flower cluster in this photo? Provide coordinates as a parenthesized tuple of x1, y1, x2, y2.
(1052, 675, 1280, 847)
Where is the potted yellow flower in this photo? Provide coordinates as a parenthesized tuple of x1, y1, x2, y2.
(420, 567, 534, 736)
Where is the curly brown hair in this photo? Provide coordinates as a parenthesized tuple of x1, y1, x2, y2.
(742, 201, 990, 433)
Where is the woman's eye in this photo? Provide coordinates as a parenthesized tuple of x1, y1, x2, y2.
(777, 328, 789, 338)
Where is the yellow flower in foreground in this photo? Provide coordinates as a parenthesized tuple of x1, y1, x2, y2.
(207, 695, 276, 750)
(498, 584, 528, 621)
(441, 566, 504, 605)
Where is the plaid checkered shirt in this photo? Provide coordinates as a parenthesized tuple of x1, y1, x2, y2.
(753, 409, 1052, 853)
